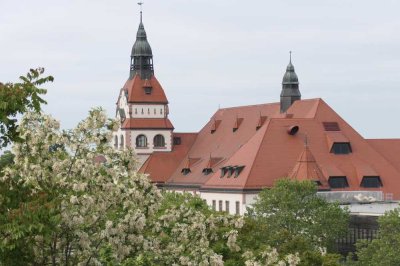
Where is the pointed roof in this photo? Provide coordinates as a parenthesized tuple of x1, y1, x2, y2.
(282, 52, 299, 85)
(131, 11, 152, 57)
(288, 144, 329, 189)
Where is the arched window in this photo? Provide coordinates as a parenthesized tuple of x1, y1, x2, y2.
(120, 135, 124, 149)
(136, 134, 147, 148)
(153, 134, 165, 148)
(114, 135, 118, 149)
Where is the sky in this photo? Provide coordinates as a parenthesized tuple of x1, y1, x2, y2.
(1, 0, 400, 138)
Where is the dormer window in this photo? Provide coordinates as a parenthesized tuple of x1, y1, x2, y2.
(330, 142, 352, 154)
(361, 176, 382, 188)
(328, 176, 349, 188)
(202, 168, 213, 175)
(144, 87, 152, 94)
(220, 165, 245, 178)
(181, 168, 191, 176)
(220, 167, 227, 178)
(234, 166, 245, 177)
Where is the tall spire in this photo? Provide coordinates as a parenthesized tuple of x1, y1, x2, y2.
(280, 51, 301, 113)
(130, 2, 154, 79)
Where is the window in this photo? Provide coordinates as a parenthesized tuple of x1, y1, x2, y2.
(141, 108, 144, 114)
(135, 108, 137, 114)
(154, 108, 156, 114)
(144, 87, 152, 94)
(328, 176, 349, 188)
(202, 168, 213, 175)
(227, 166, 235, 178)
(173, 137, 181, 145)
(136, 134, 147, 148)
(212, 200, 216, 211)
(114, 135, 118, 149)
(234, 166, 245, 177)
(153, 134, 165, 147)
(323, 122, 340, 131)
(331, 143, 352, 154)
(361, 176, 382, 188)
(160, 108, 163, 114)
(220, 167, 227, 178)
(225, 201, 230, 213)
(181, 168, 191, 175)
(120, 135, 124, 149)
(219, 200, 223, 211)
(235, 201, 240, 215)
(147, 108, 150, 114)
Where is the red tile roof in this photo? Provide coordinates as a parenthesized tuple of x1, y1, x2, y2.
(139, 133, 197, 183)
(141, 98, 400, 199)
(121, 118, 174, 130)
(123, 74, 168, 104)
(288, 145, 329, 189)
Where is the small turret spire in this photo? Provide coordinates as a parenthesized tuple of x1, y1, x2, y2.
(130, 2, 154, 79)
(280, 52, 301, 113)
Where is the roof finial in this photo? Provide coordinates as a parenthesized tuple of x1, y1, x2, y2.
(289, 51, 292, 63)
(138, 1, 143, 23)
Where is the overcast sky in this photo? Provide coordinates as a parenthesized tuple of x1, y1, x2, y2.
(1, 0, 400, 138)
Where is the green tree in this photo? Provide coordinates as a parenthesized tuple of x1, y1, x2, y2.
(0, 67, 53, 148)
(0, 109, 244, 265)
(351, 208, 400, 266)
(240, 179, 349, 265)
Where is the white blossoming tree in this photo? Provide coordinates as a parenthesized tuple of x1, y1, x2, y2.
(0, 109, 244, 265)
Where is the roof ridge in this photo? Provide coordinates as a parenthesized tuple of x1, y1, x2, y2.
(243, 119, 273, 189)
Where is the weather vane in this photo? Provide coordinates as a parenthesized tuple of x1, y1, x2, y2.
(289, 51, 292, 62)
(138, 1, 143, 12)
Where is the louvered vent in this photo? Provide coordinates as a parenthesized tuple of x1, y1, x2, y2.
(323, 122, 340, 131)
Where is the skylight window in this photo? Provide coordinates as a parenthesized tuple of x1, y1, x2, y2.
(323, 122, 340, 131)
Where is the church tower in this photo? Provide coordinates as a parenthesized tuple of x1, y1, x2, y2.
(280, 53, 301, 113)
(114, 9, 174, 165)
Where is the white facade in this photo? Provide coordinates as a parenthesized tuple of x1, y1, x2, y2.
(130, 129, 172, 153)
(114, 87, 173, 169)
(131, 104, 167, 118)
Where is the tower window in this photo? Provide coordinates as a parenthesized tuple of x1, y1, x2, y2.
(330, 142, 352, 154)
(136, 134, 147, 148)
(154, 108, 156, 114)
(328, 176, 349, 188)
(153, 134, 165, 148)
(120, 135, 124, 150)
(225, 201, 230, 213)
(144, 87, 152, 94)
(114, 135, 118, 149)
(148, 108, 150, 114)
(135, 108, 138, 114)
(141, 108, 144, 114)
(160, 108, 163, 114)
(361, 176, 382, 188)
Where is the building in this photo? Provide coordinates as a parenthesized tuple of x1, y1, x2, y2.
(114, 12, 400, 216)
